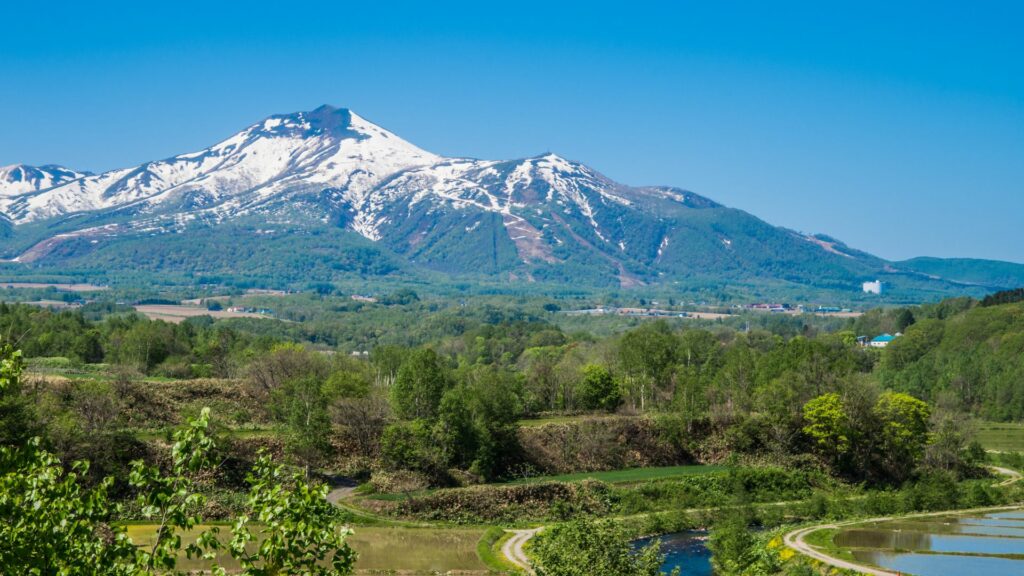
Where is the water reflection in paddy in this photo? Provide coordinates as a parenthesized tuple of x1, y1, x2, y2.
(870, 519, 1024, 537)
(834, 509, 1024, 576)
(851, 532, 1024, 555)
(851, 550, 1024, 576)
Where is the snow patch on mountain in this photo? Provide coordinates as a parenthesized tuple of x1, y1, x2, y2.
(0, 106, 438, 225)
(0, 164, 90, 197)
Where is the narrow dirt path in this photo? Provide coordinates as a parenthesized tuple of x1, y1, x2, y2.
(502, 528, 541, 575)
(324, 474, 359, 505)
(989, 465, 1022, 487)
(784, 523, 898, 576)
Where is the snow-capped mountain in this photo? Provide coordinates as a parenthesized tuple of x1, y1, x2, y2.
(0, 164, 90, 198)
(1, 106, 438, 225)
(3, 104, 1000, 294)
(0, 105, 683, 254)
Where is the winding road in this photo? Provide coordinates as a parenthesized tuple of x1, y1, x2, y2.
(324, 466, 1021, 575)
(784, 466, 1023, 575)
(990, 465, 1022, 487)
(502, 528, 542, 574)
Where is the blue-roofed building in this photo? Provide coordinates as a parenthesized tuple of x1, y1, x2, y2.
(869, 333, 897, 348)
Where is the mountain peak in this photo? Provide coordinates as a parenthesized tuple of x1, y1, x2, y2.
(0, 163, 89, 197)
(253, 105, 363, 140)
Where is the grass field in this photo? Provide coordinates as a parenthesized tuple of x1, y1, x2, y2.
(978, 421, 1024, 452)
(504, 464, 727, 485)
(516, 413, 628, 427)
(133, 304, 271, 324)
(123, 524, 490, 573)
(0, 281, 108, 292)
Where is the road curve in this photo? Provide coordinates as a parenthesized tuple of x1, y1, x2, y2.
(502, 528, 542, 574)
(785, 502, 1024, 575)
(784, 523, 898, 576)
(989, 465, 1022, 487)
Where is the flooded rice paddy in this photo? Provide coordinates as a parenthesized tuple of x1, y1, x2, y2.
(835, 509, 1024, 575)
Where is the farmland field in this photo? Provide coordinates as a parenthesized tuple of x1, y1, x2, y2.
(0, 281, 108, 291)
(978, 421, 1024, 452)
(123, 524, 490, 573)
(133, 304, 270, 323)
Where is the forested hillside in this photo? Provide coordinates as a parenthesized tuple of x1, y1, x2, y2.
(880, 294, 1024, 421)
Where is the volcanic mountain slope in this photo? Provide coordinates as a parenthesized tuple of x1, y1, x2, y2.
(0, 105, 1014, 293)
(0, 164, 91, 198)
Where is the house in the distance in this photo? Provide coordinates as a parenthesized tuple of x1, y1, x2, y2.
(869, 333, 896, 348)
(862, 280, 883, 295)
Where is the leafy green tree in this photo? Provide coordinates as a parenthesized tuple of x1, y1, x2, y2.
(618, 321, 678, 411)
(802, 393, 851, 468)
(707, 510, 783, 576)
(576, 364, 621, 411)
(226, 452, 357, 576)
(380, 419, 440, 474)
(531, 518, 673, 576)
(924, 394, 977, 475)
(707, 512, 756, 575)
(390, 348, 449, 420)
(0, 438, 140, 574)
(434, 385, 478, 469)
(873, 391, 931, 481)
(129, 407, 219, 571)
(272, 376, 334, 477)
(0, 344, 36, 446)
(369, 344, 405, 388)
(895, 308, 916, 332)
(519, 345, 566, 411)
(73, 329, 105, 363)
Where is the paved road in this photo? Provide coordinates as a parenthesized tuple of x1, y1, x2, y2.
(502, 528, 542, 574)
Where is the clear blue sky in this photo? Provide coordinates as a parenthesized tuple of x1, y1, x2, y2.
(2, 1, 1021, 262)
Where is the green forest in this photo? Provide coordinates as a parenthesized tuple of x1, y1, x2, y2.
(1, 289, 1023, 575)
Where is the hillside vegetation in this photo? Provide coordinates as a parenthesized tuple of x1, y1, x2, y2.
(880, 297, 1024, 420)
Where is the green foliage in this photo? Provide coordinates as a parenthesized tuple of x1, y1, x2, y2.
(802, 388, 936, 483)
(0, 345, 355, 575)
(802, 393, 851, 467)
(129, 407, 220, 570)
(881, 300, 1024, 420)
(708, 511, 760, 576)
(390, 348, 450, 420)
(531, 518, 674, 576)
(272, 376, 334, 475)
(0, 344, 36, 446)
(380, 420, 438, 474)
(0, 438, 140, 574)
(981, 287, 1024, 307)
(873, 391, 931, 481)
(226, 452, 357, 576)
(619, 321, 678, 410)
(576, 364, 621, 411)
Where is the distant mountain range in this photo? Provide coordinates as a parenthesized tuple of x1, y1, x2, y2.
(2, 105, 1022, 298)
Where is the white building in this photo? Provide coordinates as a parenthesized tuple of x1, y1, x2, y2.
(862, 280, 882, 295)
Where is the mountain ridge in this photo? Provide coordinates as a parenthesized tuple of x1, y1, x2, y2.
(0, 105, 1019, 298)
